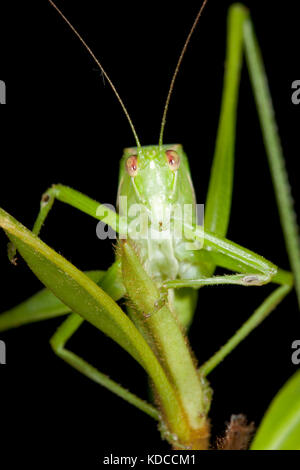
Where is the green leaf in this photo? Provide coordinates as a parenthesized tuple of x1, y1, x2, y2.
(251, 370, 300, 450)
(0, 207, 151, 365)
(0, 207, 187, 435)
(0, 270, 105, 331)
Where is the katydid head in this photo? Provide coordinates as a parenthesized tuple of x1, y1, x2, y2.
(117, 144, 196, 214)
(122, 145, 181, 205)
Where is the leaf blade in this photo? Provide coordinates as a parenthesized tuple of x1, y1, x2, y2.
(0, 207, 186, 429)
(0, 270, 105, 331)
(251, 370, 300, 450)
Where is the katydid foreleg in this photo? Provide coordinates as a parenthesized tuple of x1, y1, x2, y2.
(8, 184, 119, 264)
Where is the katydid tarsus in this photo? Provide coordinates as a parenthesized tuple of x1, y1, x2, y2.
(0, 0, 299, 450)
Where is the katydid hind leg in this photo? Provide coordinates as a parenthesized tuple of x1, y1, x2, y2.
(204, 4, 247, 247)
(200, 4, 297, 294)
(199, 284, 292, 376)
(0, 252, 155, 415)
(50, 312, 158, 419)
(243, 16, 300, 307)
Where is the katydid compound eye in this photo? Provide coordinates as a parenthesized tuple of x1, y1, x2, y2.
(125, 155, 138, 177)
(165, 150, 180, 171)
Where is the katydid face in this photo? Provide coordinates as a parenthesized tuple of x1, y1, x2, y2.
(118, 144, 196, 221)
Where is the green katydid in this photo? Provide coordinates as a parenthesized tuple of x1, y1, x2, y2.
(0, 0, 299, 450)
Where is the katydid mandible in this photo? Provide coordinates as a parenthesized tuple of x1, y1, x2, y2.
(0, 0, 299, 450)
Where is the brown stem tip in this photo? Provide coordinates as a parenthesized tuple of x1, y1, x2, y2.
(217, 414, 255, 450)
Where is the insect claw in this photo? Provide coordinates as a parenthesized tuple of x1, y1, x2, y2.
(41, 192, 52, 207)
(242, 275, 269, 286)
(7, 242, 18, 266)
(10, 256, 18, 266)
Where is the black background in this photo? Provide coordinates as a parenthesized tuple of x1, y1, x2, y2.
(0, 0, 300, 464)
